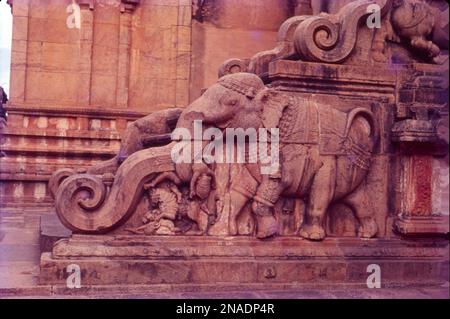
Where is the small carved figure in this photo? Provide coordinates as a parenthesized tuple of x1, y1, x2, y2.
(126, 181, 181, 235)
(185, 172, 218, 234)
(391, 0, 441, 61)
(146, 170, 217, 235)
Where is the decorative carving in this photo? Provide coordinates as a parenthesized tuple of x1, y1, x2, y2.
(54, 145, 175, 233)
(48, 0, 447, 245)
(220, 0, 449, 80)
(127, 181, 181, 235)
(390, 0, 441, 62)
(38, 0, 449, 290)
(218, 58, 249, 78)
(294, 0, 391, 63)
(52, 73, 379, 241)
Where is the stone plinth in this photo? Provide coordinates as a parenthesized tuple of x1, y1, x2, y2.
(40, 235, 449, 288)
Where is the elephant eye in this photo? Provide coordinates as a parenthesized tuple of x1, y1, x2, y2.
(228, 99, 238, 106)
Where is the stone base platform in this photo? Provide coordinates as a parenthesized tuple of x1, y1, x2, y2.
(40, 235, 449, 289)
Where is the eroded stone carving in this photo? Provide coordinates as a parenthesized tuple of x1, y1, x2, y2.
(221, 0, 448, 80)
(51, 72, 379, 241)
(49, 0, 448, 243)
(39, 0, 449, 290)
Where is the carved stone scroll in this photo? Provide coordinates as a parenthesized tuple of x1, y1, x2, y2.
(55, 144, 175, 233)
(293, 0, 392, 63)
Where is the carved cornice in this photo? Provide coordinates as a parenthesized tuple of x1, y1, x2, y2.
(120, 0, 140, 12)
(75, 0, 140, 12)
(6, 0, 140, 11)
(77, 0, 95, 10)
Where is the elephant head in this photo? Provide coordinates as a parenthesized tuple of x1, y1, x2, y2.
(173, 73, 289, 183)
(176, 73, 268, 134)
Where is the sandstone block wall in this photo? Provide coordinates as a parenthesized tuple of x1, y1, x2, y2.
(0, 0, 312, 205)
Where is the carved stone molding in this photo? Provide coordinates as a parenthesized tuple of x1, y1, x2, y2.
(120, 0, 140, 12)
(40, 236, 449, 287)
(395, 215, 449, 236)
(78, 0, 95, 10)
(75, 0, 140, 12)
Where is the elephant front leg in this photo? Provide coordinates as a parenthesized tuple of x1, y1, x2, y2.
(299, 159, 336, 241)
(252, 176, 283, 239)
(228, 190, 252, 236)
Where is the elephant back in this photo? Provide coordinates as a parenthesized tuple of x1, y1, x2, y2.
(278, 97, 376, 167)
(278, 97, 319, 145)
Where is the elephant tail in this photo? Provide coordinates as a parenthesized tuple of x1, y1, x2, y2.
(341, 108, 378, 172)
(344, 107, 378, 143)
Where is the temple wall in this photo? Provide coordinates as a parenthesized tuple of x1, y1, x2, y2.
(0, 0, 315, 205)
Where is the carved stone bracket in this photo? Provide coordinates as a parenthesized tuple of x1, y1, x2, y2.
(293, 0, 391, 63)
(220, 0, 392, 79)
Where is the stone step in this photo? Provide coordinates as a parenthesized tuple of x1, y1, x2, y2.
(0, 283, 448, 299)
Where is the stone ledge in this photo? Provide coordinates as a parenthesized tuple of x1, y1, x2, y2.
(40, 236, 449, 287)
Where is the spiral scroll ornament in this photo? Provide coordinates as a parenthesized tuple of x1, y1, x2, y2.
(55, 174, 107, 232)
(294, 0, 391, 63)
(48, 168, 76, 199)
(54, 144, 175, 233)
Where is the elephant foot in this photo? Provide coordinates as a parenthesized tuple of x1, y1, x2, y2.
(255, 214, 278, 239)
(358, 217, 378, 238)
(228, 219, 238, 236)
(299, 223, 325, 241)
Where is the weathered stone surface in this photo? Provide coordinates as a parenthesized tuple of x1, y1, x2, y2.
(40, 235, 449, 286)
(0, 0, 448, 295)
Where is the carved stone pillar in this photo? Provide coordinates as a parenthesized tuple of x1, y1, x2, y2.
(394, 146, 448, 235)
(116, 2, 138, 108)
(392, 64, 449, 236)
(78, 1, 95, 105)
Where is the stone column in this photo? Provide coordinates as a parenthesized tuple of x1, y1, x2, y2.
(174, 0, 192, 106)
(116, 2, 137, 108)
(394, 144, 448, 235)
(392, 65, 449, 236)
(78, 0, 95, 106)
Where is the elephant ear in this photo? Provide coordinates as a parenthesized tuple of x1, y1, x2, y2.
(255, 88, 290, 129)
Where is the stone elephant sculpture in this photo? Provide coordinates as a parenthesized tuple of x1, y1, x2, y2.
(175, 72, 379, 240)
(51, 72, 378, 241)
